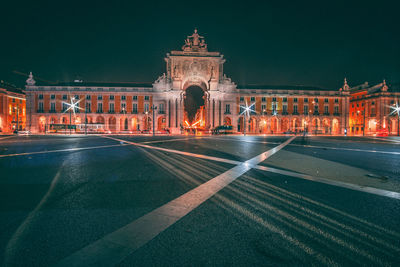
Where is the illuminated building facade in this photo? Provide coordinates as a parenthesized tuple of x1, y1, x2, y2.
(24, 29, 398, 135)
(0, 81, 26, 133)
(348, 80, 400, 136)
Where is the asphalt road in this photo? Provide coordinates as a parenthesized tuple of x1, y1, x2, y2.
(0, 134, 399, 266)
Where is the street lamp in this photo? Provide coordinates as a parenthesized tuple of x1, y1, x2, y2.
(151, 104, 157, 136)
(239, 102, 255, 136)
(63, 96, 83, 135)
(389, 102, 400, 136)
(14, 106, 19, 132)
(85, 102, 88, 135)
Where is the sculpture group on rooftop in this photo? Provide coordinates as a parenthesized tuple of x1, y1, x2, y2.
(182, 28, 208, 52)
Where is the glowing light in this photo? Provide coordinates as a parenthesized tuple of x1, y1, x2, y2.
(240, 102, 256, 117)
(185, 120, 190, 127)
(192, 120, 200, 126)
(63, 97, 83, 115)
(389, 102, 400, 117)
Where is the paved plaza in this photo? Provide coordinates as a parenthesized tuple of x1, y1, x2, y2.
(0, 134, 399, 266)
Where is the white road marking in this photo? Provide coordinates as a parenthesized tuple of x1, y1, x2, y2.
(104, 136, 242, 165)
(0, 136, 14, 141)
(0, 144, 129, 158)
(140, 135, 212, 144)
(288, 143, 400, 155)
(213, 136, 400, 155)
(55, 137, 296, 267)
(253, 165, 400, 200)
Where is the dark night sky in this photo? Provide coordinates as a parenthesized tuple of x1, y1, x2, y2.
(1, 0, 399, 89)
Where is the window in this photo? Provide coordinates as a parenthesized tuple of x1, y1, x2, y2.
(109, 95, 114, 100)
(324, 106, 329, 114)
(38, 102, 44, 111)
(144, 103, 149, 112)
(334, 98, 339, 103)
(272, 97, 277, 102)
(371, 101, 375, 105)
(294, 98, 298, 103)
(97, 103, 103, 113)
(62, 103, 68, 112)
(334, 106, 339, 114)
(51, 94, 55, 100)
(304, 98, 308, 103)
(371, 108, 375, 116)
(324, 98, 329, 103)
(12, 98, 16, 103)
(86, 103, 91, 113)
(109, 103, 115, 112)
(132, 103, 138, 113)
(50, 102, 56, 112)
(304, 105, 309, 114)
(98, 95, 103, 100)
(86, 95, 91, 100)
(121, 103, 126, 109)
(250, 97, 255, 102)
(314, 98, 319, 103)
(283, 97, 287, 102)
(133, 96, 138, 101)
(121, 95, 126, 101)
(261, 104, 266, 113)
(272, 103, 276, 112)
(261, 97, 266, 102)
(38, 94, 43, 99)
(293, 105, 298, 114)
(74, 95, 79, 100)
(159, 103, 165, 113)
(63, 95, 67, 100)
(282, 105, 288, 113)
(314, 105, 319, 114)
(225, 104, 231, 114)
(239, 97, 244, 102)
(144, 96, 150, 101)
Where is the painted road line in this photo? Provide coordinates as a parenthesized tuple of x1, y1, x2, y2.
(366, 137, 400, 144)
(253, 165, 400, 200)
(140, 135, 213, 144)
(212, 136, 281, 145)
(55, 137, 296, 267)
(288, 143, 400, 155)
(0, 136, 14, 141)
(104, 136, 242, 165)
(0, 144, 129, 158)
(214, 137, 400, 155)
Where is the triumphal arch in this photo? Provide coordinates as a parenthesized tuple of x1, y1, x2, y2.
(152, 29, 237, 133)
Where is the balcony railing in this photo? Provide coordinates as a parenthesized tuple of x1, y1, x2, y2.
(323, 112, 330, 116)
(37, 110, 44, 113)
(281, 111, 288, 115)
(313, 112, 320, 115)
(158, 111, 166, 114)
(108, 111, 115, 114)
(224, 111, 231, 115)
(131, 110, 138, 114)
(49, 110, 57, 113)
(292, 112, 299, 115)
(96, 110, 103, 113)
(333, 113, 340, 116)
